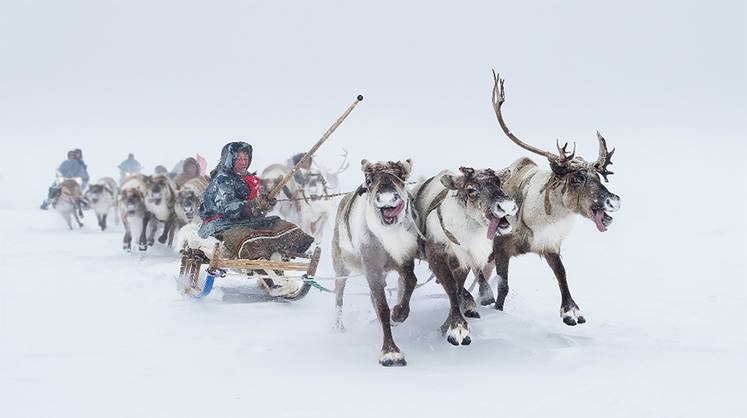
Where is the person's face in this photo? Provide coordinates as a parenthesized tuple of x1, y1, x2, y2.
(233, 152, 250, 174)
(185, 163, 198, 177)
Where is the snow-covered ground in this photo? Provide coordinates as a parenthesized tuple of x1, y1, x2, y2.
(1, 1, 745, 417)
(1, 144, 745, 417)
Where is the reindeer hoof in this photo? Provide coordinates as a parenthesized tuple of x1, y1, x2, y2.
(464, 309, 480, 319)
(446, 323, 470, 346)
(158, 236, 167, 244)
(479, 296, 495, 306)
(561, 305, 585, 326)
(391, 304, 410, 325)
(379, 351, 406, 367)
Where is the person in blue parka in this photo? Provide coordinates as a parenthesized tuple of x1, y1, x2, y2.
(198, 141, 315, 259)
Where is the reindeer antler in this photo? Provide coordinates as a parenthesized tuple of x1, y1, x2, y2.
(491, 70, 560, 162)
(333, 148, 350, 175)
(593, 131, 615, 182)
(556, 140, 576, 164)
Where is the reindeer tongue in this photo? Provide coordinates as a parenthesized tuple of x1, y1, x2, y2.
(382, 200, 405, 218)
(487, 216, 499, 239)
(593, 210, 608, 232)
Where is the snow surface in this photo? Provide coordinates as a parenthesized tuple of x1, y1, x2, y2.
(1, 1, 746, 417)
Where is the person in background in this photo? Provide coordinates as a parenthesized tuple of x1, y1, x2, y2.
(174, 157, 201, 188)
(154, 165, 169, 176)
(41, 149, 89, 210)
(286, 152, 312, 185)
(118, 153, 143, 184)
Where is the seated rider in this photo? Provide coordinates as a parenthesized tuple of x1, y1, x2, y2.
(198, 141, 315, 259)
(174, 157, 201, 188)
(118, 153, 143, 184)
(41, 149, 90, 210)
(287, 152, 313, 185)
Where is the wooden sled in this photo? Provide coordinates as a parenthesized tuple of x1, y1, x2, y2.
(178, 242, 322, 301)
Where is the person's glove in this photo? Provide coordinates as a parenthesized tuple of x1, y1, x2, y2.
(256, 195, 277, 211)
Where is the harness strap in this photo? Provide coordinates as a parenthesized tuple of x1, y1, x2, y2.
(343, 186, 365, 242)
(422, 187, 461, 246)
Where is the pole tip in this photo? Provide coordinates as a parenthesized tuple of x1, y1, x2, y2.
(357, 94, 364, 101)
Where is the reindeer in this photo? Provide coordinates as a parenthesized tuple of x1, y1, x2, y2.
(414, 167, 517, 345)
(486, 72, 621, 325)
(174, 176, 209, 225)
(119, 175, 150, 251)
(260, 151, 349, 240)
(331, 159, 420, 366)
(83, 177, 119, 231)
(144, 174, 178, 247)
(48, 179, 84, 230)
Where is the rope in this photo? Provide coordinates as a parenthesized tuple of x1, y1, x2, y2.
(302, 276, 335, 293)
(274, 191, 349, 202)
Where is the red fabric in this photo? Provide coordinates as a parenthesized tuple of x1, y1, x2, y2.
(203, 214, 224, 224)
(242, 175, 260, 201)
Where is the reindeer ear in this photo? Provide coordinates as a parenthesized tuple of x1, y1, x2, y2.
(399, 159, 413, 178)
(440, 174, 459, 190)
(360, 159, 370, 172)
(495, 167, 512, 183)
(459, 167, 475, 177)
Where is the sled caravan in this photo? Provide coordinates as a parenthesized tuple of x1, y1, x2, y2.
(43, 73, 622, 367)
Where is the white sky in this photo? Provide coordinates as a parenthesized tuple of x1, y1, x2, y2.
(1, 0, 745, 206)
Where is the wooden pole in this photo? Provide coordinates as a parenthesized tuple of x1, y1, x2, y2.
(267, 95, 363, 200)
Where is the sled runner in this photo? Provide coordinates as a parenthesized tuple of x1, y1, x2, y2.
(178, 241, 322, 302)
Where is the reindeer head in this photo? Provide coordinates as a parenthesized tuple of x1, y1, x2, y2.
(441, 167, 517, 239)
(491, 71, 621, 232)
(120, 188, 145, 215)
(177, 189, 200, 221)
(145, 174, 174, 206)
(303, 170, 328, 198)
(360, 159, 413, 226)
(84, 184, 107, 205)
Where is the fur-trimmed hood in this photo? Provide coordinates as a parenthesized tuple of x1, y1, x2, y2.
(210, 142, 253, 178)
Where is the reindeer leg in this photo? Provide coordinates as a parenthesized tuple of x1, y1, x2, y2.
(158, 218, 171, 244)
(332, 229, 350, 332)
(64, 212, 73, 230)
(461, 283, 479, 318)
(72, 210, 83, 228)
(146, 216, 157, 247)
(122, 218, 132, 251)
(493, 237, 512, 311)
(365, 269, 406, 366)
(545, 252, 585, 326)
(391, 259, 417, 325)
(101, 213, 107, 231)
(477, 267, 496, 306)
(139, 214, 150, 251)
(428, 243, 470, 346)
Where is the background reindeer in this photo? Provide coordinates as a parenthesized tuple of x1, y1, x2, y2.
(174, 176, 209, 225)
(83, 177, 119, 231)
(488, 72, 621, 325)
(48, 179, 84, 230)
(144, 174, 178, 247)
(261, 150, 349, 240)
(119, 175, 150, 251)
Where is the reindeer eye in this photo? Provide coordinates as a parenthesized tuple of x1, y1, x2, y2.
(466, 187, 479, 197)
(571, 172, 585, 186)
(365, 175, 372, 186)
